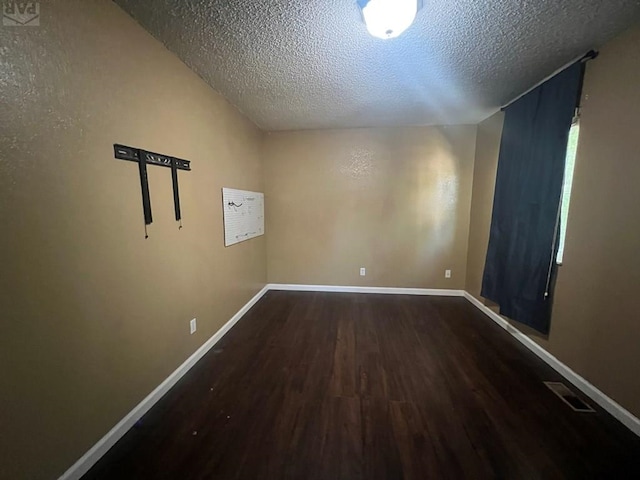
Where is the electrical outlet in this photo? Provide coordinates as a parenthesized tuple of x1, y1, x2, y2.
(190, 318, 197, 335)
(360, 267, 366, 276)
(445, 269, 452, 279)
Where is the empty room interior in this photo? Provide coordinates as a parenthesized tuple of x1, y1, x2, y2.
(2, 0, 640, 479)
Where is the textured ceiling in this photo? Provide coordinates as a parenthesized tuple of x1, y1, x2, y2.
(114, 0, 640, 131)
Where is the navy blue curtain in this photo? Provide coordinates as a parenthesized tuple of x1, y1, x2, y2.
(481, 62, 585, 334)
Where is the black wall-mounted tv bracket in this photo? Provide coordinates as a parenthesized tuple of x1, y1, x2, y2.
(113, 144, 191, 238)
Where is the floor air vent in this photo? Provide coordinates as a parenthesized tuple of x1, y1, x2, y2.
(544, 382, 595, 413)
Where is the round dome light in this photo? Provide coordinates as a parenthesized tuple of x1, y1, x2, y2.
(359, 0, 418, 40)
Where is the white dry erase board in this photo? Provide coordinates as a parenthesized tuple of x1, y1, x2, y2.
(222, 188, 264, 246)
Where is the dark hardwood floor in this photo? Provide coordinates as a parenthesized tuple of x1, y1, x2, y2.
(83, 291, 640, 479)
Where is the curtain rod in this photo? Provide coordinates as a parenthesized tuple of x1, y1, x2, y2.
(501, 50, 599, 111)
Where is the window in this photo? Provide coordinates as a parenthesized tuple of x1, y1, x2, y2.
(556, 119, 580, 264)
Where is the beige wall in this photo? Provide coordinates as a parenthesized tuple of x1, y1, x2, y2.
(263, 126, 477, 289)
(0, 2, 266, 479)
(465, 25, 640, 417)
(465, 112, 505, 298)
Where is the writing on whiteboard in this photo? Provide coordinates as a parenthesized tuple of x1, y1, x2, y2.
(222, 188, 264, 247)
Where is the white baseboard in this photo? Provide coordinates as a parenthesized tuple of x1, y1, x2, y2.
(463, 291, 640, 437)
(267, 283, 465, 297)
(59, 285, 270, 480)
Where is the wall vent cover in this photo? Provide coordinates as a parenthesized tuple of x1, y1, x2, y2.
(544, 381, 595, 413)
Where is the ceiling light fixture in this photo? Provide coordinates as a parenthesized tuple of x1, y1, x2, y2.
(359, 0, 419, 40)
